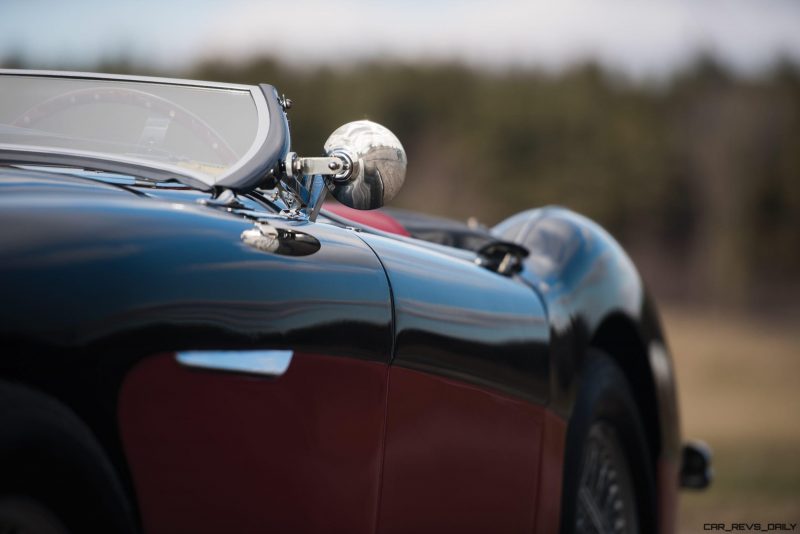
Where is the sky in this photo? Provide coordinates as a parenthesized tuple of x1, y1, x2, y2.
(2, 0, 800, 79)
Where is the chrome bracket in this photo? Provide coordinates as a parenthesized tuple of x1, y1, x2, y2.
(279, 151, 353, 221)
(302, 156, 350, 176)
(284, 152, 351, 179)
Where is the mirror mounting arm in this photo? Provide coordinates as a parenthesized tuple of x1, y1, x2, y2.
(280, 152, 353, 221)
(284, 152, 352, 180)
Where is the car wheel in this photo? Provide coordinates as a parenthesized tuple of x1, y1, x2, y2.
(560, 350, 656, 534)
(0, 496, 70, 534)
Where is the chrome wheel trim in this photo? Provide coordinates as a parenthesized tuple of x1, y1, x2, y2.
(575, 421, 639, 534)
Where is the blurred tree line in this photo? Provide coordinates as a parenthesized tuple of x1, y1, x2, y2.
(4, 55, 799, 310)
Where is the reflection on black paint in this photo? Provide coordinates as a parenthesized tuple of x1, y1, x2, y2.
(358, 231, 551, 405)
(0, 167, 392, 365)
(493, 206, 664, 416)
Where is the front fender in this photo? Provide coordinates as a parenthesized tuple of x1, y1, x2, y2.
(493, 205, 679, 459)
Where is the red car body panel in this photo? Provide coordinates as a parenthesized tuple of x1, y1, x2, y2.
(534, 410, 567, 534)
(377, 367, 545, 534)
(119, 352, 389, 534)
(118, 353, 569, 534)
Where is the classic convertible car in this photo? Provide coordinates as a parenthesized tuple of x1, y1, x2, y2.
(0, 70, 709, 534)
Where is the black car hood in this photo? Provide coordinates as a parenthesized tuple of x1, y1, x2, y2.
(0, 166, 392, 363)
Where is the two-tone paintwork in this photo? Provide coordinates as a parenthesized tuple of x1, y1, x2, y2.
(0, 167, 394, 532)
(0, 163, 679, 532)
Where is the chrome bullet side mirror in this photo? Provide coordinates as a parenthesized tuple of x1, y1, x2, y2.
(279, 120, 406, 219)
(323, 120, 407, 210)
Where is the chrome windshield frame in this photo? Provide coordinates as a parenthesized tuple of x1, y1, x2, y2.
(0, 69, 289, 193)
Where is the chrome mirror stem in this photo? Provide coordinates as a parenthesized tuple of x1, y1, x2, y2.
(280, 151, 347, 221)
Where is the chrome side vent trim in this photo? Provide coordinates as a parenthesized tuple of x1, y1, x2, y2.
(175, 350, 293, 377)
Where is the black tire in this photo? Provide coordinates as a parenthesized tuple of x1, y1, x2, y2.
(0, 496, 71, 534)
(560, 350, 657, 534)
(0, 380, 137, 534)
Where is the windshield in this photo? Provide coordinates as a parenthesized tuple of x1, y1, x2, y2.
(0, 72, 273, 189)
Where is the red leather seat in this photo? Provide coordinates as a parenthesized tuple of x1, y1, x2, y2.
(323, 203, 411, 237)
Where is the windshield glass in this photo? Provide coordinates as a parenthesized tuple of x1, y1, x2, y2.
(0, 74, 263, 186)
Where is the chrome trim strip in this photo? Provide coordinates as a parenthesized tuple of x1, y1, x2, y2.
(0, 68, 256, 91)
(175, 349, 293, 377)
(220, 86, 270, 187)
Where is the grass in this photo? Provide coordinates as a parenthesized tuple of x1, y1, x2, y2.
(661, 306, 800, 532)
